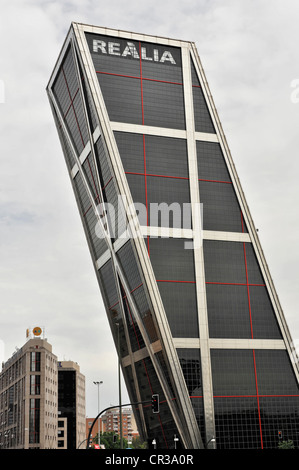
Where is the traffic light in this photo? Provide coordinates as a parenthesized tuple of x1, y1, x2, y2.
(152, 394, 159, 413)
(278, 430, 282, 440)
(113, 434, 117, 443)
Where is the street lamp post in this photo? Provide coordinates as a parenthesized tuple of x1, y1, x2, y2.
(206, 437, 216, 449)
(93, 380, 103, 447)
(116, 323, 123, 449)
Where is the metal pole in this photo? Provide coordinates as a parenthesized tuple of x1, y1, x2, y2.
(93, 380, 103, 447)
(86, 400, 151, 449)
(117, 324, 123, 449)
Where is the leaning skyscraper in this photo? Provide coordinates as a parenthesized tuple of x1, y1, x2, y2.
(47, 23, 299, 449)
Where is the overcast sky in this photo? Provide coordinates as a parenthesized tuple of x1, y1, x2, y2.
(1, 0, 299, 418)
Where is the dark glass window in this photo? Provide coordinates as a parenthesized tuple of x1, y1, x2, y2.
(255, 350, 299, 396)
(249, 286, 282, 339)
(97, 74, 143, 124)
(54, 109, 77, 170)
(197, 141, 231, 182)
(244, 244, 264, 285)
(177, 349, 205, 440)
(147, 176, 190, 229)
(82, 154, 101, 204)
(191, 59, 215, 134)
(211, 349, 257, 396)
(73, 172, 108, 260)
(86, 33, 185, 130)
(196, 141, 246, 233)
(203, 240, 246, 284)
(114, 132, 145, 174)
(149, 238, 195, 282)
(211, 349, 299, 449)
(30, 375, 40, 395)
(214, 397, 261, 449)
(199, 180, 244, 232)
(144, 135, 188, 177)
(142, 80, 185, 129)
(98, 259, 118, 308)
(206, 283, 251, 338)
(30, 352, 41, 372)
(177, 349, 202, 396)
(29, 398, 40, 444)
(114, 132, 189, 178)
(132, 285, 159, 343)
(114, 132, 190, 229)
(117, 241, 142, 291)
(52, 46, 88, 155)
(134, 356, 179, 449)
(149, 238, 198, 337)
(259, 396, 299, 449)
(125, 173, 146, 209)
(157, 281, 199, 337)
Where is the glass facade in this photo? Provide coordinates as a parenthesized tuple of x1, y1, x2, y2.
(47, 24, 299, 449)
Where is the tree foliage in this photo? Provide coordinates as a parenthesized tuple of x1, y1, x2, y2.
(278, 439, 295, 449)
(91, 431, 128, 449)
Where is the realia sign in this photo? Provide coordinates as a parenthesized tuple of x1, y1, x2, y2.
(91, 39, 177, 65)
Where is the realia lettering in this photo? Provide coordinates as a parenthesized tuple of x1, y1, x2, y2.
(92, 39, 176, 65)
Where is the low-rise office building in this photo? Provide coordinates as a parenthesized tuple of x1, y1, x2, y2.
(0, 329, 85, 449)
(58, 361, 86, 449)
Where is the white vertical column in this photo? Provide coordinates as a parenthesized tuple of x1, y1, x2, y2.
(181, 45, 216, 448)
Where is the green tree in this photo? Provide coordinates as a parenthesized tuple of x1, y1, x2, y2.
(92, 431, 128, 449)
(131, 436, 148, 449)
(278, 439, 295, 449)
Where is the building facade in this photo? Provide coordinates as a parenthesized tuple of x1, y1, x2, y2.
(86, 415, 106, 446)
(58, 361, 86, 449)
(86, 407, 139, 447)
(0, 330, 58, 449)
(102, 407, 138, 443)
(47, 23, 299, 449)
(0, 331, 85, 449)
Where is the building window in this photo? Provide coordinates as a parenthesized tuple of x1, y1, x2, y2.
(30, 352, 41, 372)
(30, 375, 40, 395)
(29, 398, 40, 444)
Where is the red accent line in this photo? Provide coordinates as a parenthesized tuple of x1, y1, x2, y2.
(83, 204, 92, 217)
(108, 283, 143, 310)
(126, 171, 189, 180)
(242, 238, 263, 448)
(143, 135, 150, 256)
(130, 283, 143, 295)
(256, 394, 299, 398)
(102, 176, 113, 191)
(125, 172, 232, 185)
(243, 244, 254, 339)
(86, 156, 99, 199)
(139, 43, 145, 126)
(156, 279, 195, 284)
(155, 280, 265, 287)
(253, 349, 263, 448)
(190, 394, 299, 398)
(83, 196, 101, 218)
(96, 70, 183, 86)
(206, 281, 265, 287)
(198, 178, 232, 184)
(143, 77, 182, 86)
(63, 88, 80, 119)
(125, 297, 142, 350)
(138, 43, 150, 256)
(62, 68, 85, 148)
(97, 71, 140, 80)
